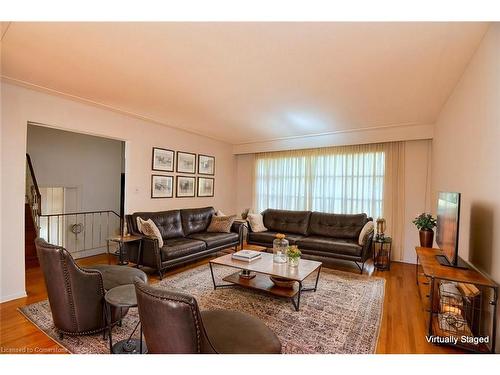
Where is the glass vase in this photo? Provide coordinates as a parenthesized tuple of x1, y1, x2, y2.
(288, 256, 300, 267)
(273, 234, 289, 263)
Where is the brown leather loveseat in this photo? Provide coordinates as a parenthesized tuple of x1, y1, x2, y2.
(125, 207, 244, 278)
(247, 209, 374, 273)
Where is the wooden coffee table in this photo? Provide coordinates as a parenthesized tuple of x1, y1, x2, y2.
(209, 252, 322, 311)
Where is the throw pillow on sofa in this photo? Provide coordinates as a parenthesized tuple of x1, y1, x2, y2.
(358, 221, 374, 245)
(138, 217, 163, 248)
(136, 216, 144, 233)
(207, 215, 236, 233)
(247, 213, 267, 233)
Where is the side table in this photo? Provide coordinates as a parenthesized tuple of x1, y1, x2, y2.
(234, 218, 248, 249)
(104, 284, 147, 354)
(107, 235, 143, 266)
(373, 236, 392, 271)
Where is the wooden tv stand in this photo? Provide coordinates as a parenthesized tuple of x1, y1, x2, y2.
(415, 247, 498, 353)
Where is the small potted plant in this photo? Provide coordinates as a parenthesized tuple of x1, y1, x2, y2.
(412, 213, 437, 248)
(286, 245, 302, 267)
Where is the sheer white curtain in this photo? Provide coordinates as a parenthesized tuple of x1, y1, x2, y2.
(253, 142, 405, 260)
(255, 143, 386, 218)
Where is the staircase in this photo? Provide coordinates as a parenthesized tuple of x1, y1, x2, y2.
(25, 203, 39, 268)
(25, 154, 122, 261)
(25, 154, 41, 268)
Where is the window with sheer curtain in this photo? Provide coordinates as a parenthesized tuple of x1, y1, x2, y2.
(254, 144, 386, 218)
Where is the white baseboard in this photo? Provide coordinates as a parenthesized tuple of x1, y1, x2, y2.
(72, 246, 107, 259)
(0, 291, 27, 303)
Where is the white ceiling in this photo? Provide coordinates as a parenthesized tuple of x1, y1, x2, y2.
(1, 22, 489, 144)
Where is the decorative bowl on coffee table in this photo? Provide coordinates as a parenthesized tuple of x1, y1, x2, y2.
(269, 276, 296, 288)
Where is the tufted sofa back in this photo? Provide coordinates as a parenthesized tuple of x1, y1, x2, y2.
(181, 207, 216, 235)
(309, 212, 368, 239)
(262, 209, 312, 235)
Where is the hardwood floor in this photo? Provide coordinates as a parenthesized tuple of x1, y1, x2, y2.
(0, 247, 460, 354)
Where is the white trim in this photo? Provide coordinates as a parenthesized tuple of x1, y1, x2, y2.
(1, 76, 233, 145)
(233, 123, 434, 154)
(1, 291, 27, 303)
(72, 247, 107, 260)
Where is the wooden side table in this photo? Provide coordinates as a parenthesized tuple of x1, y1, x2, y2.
(373, 236, 392, 271)
(107, 235, 143, 266)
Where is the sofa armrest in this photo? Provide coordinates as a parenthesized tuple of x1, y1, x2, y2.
(360, 232, 374, 262)
(125, 214, 141, 236)
(140, 236, 162, 270)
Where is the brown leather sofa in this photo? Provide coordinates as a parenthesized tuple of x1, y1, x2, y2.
(125, 207, 244, 279)
(134, 279, 282, 354)
(35, 238, 147, 339)
(247, 209, 374, 273)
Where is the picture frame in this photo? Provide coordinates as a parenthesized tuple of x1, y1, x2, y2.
(151, 175, 173, 198)
(176, 151, 196, 174)
(176, 175, 196, 198)
(197, 177, 215, 197)
(152, 147, 174, 172)
(198, 154, 215, 175)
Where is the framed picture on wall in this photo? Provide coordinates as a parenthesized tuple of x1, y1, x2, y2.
(198, 154, 215, 175)
(197, 177, 215, 197)
(152, 147, 174, 172)
(176, 176, 196, 197)
(176, 151, 196, 174)
(151, 175, 173, 198)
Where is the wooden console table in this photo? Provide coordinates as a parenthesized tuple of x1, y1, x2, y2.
(415, 247, 498, 353)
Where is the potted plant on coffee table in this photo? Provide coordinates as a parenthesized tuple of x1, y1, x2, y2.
(412, 213, 437, 248)
(286, 245, 302, 267)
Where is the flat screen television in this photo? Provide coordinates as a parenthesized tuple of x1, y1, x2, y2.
(436, 192, 468, 269)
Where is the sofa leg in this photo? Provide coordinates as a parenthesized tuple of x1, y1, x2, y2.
(158, 270, 163, 280)
(354, 261, 364, 274)
(360, 261, 367, 274)
(58, 332, 64, 340)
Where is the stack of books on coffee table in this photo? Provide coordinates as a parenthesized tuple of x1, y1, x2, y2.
(231, 250, 262, 262)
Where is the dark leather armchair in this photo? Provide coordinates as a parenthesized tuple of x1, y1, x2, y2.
(35, 238, 147, 338)
(134, 279, 282, 354)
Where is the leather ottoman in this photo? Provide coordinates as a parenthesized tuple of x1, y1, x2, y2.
(201, 310, 282, 354)
(87, 264, 147, 290)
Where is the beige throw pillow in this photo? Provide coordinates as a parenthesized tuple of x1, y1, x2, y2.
(358, 221, 374, 245)
(136, 216, 144, 234)
(207, 215, 236, 233)
(138, 217, 163, 248)
(247, 213, 267, 233)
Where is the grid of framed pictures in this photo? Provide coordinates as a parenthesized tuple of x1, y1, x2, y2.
(150, 147, 215, 198)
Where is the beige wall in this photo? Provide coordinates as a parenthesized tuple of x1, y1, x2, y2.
(235, 139, 432, 263)
(0, 47, 3, 300)
(0, 82, 237, 302)
(432, 24, 500, 348)
(235, 154, 255, 216)
(432, 24, 499, 277)
(403, 140, 432, 263)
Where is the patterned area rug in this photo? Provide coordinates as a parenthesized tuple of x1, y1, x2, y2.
(19, 264, 385, 354)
